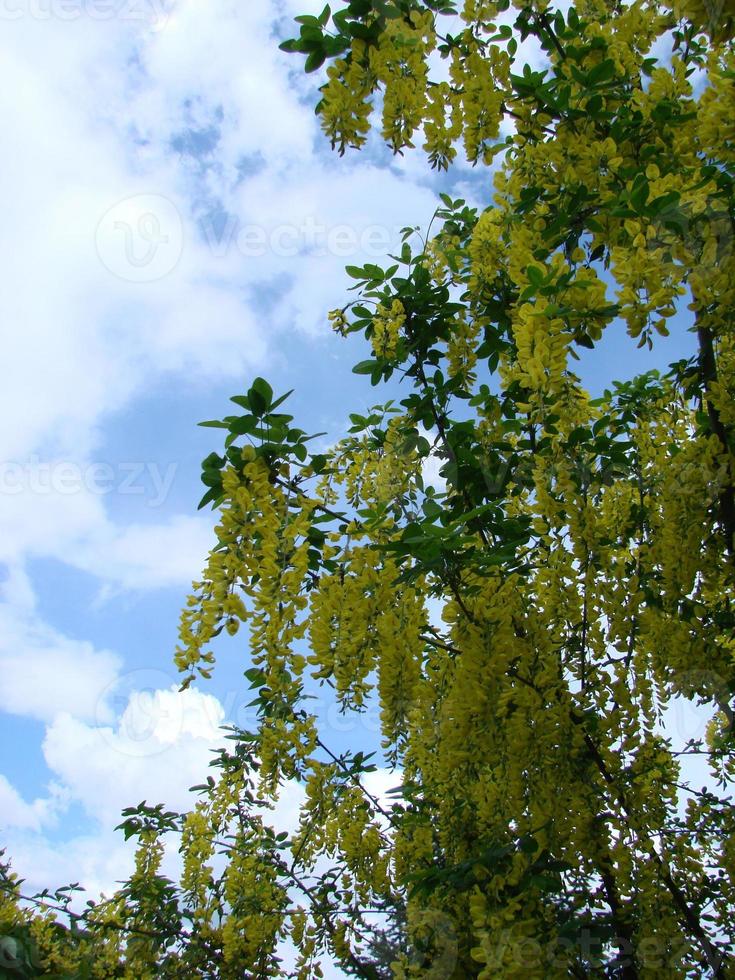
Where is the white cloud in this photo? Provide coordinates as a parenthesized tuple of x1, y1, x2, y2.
(0, 0, 441, 595)
(0, 775, 66, 833)
(1, 680, 309, 904)
(139, 0, 315, 164)
(1, 657, 390, 980)
(1, 831, 136, 904)
(0, 568, 122, 724)
(0, 682, 231, 898)
(0, 0, 317, 468)
(0, 478, 214, 591)
(231, 163, 441, 335)
(42, 687, 225, 825)
(0, 631, 120, 725)
(0, 17, 451, 623)
(72, 514, 214, 591)
(0, 474, 108, 567)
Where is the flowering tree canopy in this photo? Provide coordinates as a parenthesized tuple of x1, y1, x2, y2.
(3, 0, 735, 977)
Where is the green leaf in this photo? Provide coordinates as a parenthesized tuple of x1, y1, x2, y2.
(630, 176, 649, 212)
(363, 262, 386, 279)
(228, 415, 258, 436)
(202, 452, 225, 471)
(246, 377, 274, 416)
(525, 264, 545, 287)
(197, 487, 223, 510)
(305, 49, 326, 72)
(647, 190, 681, 216)
(353, 359, 380, 375)
(270, 388, 295, 411)
(251, 377, 273, 408)
(245, 667, 266, 688)
(587, 58, 615, 86)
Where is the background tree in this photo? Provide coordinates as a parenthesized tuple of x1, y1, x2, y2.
(2, 0, 735, 976)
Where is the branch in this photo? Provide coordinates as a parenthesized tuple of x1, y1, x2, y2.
(697, 322, 735, 558)
(313, 734, 398, 830)
(571, 715, 729, 977)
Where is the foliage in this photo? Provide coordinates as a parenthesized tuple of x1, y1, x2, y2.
(3, 0, 735, 977)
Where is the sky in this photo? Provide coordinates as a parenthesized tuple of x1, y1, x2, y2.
(0, 0, 705, 961)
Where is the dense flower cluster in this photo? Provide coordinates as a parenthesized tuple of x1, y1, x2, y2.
(3, 0, 734, 976)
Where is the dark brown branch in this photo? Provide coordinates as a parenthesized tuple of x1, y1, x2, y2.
(313, 735, 397, 830)
(572, 715, 728, 977)
(590, 816, 639, 980)
(697, 323, 735, 558)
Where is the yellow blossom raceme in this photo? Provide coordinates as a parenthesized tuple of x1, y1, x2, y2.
(175, 459, 265, 681)
(469, 207, 506, 294)
(708, 336, 735, 428)
(461, 0, 501, 27)
(368, 11, 436, 151)
(509, 301, 569, 396)
(423, 80, 462, 169)
(319, 41, 375, 153)
(446, 310, 481, 381)
(373, 414, 419, 503)
(674, 0, 735, 41)
(180, 804, 217, 927)
(307, 540, 387, 707)
(220, 824, 288, 978)
(370, 298, 406, 359)
(449, 38, 505, 163)
(328, 308, 348, 334)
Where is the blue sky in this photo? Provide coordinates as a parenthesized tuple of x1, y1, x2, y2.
(0, 0, 702, 940)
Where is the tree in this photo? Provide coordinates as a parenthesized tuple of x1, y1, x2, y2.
(2, 0, 735, 976)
